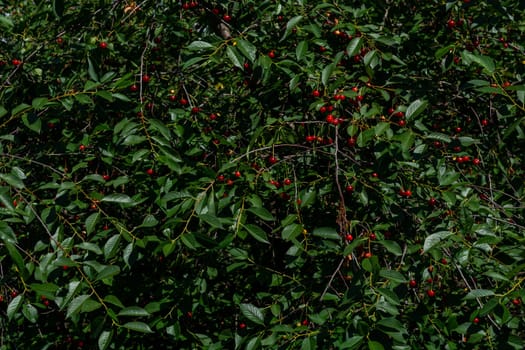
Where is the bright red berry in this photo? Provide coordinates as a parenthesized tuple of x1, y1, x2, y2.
(223, 14, 232, 22)
(103, 174, 110, 181)
(234, 171, 241, 178)
(427, 289, 436, 297)
(142, 74, 151, 83)
(312, 90, 320, 97)
(345, 185, 354, 193)
(130, 84, 138, 92)
(239, 322, 246, 329)
(283, 178, 292, 186)
(12, 59, 22, 66)
(473, 317, 480, 324)
(99, 41, 108, 49)
(268, 156, 278, 165)
(345, 234, 353, 241)
(146, 168, 154, 176)
(268, 50, 276, 59)
(512, 298, 521, 306)
(409, 280, 417, 288)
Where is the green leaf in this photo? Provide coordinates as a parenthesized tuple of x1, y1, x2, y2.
(118, 306, 150, 317)
(240, 303, 265, 325)
(379, 269, 407, 283)
(96, 265, 121, 281)
(244, 224, 270, 244)
(101, 194, 135, 204)
(199, 213, 224, 229)
(22, 303, 38, 323)
(0, 15, 14, 31)
(187, 40, 214, 50)
(321, 63, 336, 86)
(296, 40, 308, 61)
(461, 51, 495, 74)
(282, 223, 302, 241)
(312, 227, 340, 240)
(281, 15, 303, 40)
(464, 289, 495, 300)
(32, 97, 48, 110)
(423, 231, 453, 253)
(368, 340, 385, 350)
(104, 234, 121, 260)
(0, 105, 7, 118)
(7, 295, 23, 320)
(85, 212, 100, 235)
(247, 207, 274, 221)
(98, 330, 113, 350)
(236, 39, 257, 62)
(21, 113, 42, 133)
(140, 214, 158, 227)
(377, 240, 402, 256)
(439, 171, 460, 186)
(226, 46, 243, 69)
(122, 321, 154, 333)
(87, 56, 99, 82)
(346, 37, 362, 57)
(66, 294, 90, 319)
(405, 99, 427, 121)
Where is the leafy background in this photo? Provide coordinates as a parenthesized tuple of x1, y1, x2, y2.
(0, 0, 524, 349)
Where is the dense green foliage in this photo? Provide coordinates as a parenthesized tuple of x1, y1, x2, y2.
(1, 0, 525, 349)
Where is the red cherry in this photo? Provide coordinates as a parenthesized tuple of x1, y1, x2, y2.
(180, 97, 188, 105)
(142, 74, 151, 83)
(347, 137, 356, 147)
(99, 41, 108, 49)
(217, 175, 225, 182)
(56, 37, 64, 45)
(79, 144, 86, 151)
(103, 174, 110, 181)
(405, 189, 412, 197)
(268, 50, 276, 59)
(146, 168, 154, 176)
(169, 95, 176, 101)
(364, 252, 372, 259)
(512, 298, 521, 306)
(481, 119, 489, 126)
(428, 197, 437, 206)
(387, 107, 395, 115)
(345, 185, 354, 193)
(130, 84, 138, 92)
(44, 300, 50, 307)
(12, 59, 22, 66)
(209, 113, 217, 120)
(441, 258, 448, 265)
(319, 106, 327, 113)
(356, 95, 364, 102)
(345, 234, 353, 241)
(182, 3, 190, 10)
(234, 171, 241, 178)
(283, 178, 292, 186)
(268, 156, 278, 165)
(370, 233, 376, 240)
(398, 120, 406, 127)
(473, 317, 480, 324)
(409, 280, 417, 288)
(191, 106, 200, 114)
(226, 179, 234, 186)
(212, 8, 220, 15)
(10, 291, 18, 298)
(427, 289, 436, 297)
(223, 14, 232, 22)
(371, 172, 378, 178)
(312, 90, 320, 97)
(325, 114, 335, 124)
(239, 323, 246, 329)
(472, 158, 481, 166)
(447, 19, 456, 28)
